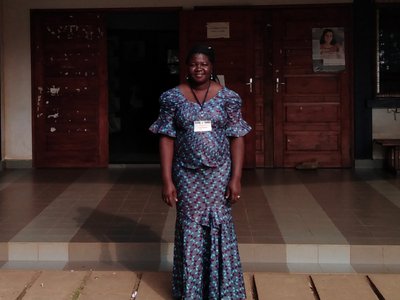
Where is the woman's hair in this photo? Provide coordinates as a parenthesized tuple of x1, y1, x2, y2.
(320, 29, 337, 45)
(185, 44, 218, 82)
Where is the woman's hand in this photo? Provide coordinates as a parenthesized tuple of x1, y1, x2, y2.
(227, 136, 244, 204)
(159, 135, 177, 207)
(225, 177, 241, 204)
(162, 181, 178, 207)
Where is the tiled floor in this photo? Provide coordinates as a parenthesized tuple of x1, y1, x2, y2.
(0, 166, 400, 273)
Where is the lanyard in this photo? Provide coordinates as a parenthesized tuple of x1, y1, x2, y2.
(190, 81, 211, 110)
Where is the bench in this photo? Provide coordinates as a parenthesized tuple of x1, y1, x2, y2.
(374, 139, 400, 174)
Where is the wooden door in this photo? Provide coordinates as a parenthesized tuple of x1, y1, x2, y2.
(272, 6, 353, 168)
(31, 11, 108, 168)
(180, 9, 256, 168)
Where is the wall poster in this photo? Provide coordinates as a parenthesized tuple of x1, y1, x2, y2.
(312, 27, 345, 72)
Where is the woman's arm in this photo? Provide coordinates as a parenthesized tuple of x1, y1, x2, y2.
(226, 136, 245, 203)
(160, 135, 178, 207)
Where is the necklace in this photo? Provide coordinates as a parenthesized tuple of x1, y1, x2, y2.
(190, 81, 211, 110)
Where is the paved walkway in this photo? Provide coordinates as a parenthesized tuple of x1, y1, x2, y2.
(1, 270, 399, 299)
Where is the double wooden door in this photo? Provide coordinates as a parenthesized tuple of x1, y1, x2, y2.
(181, 6, 353, 168)
(31, 6, 353, 168)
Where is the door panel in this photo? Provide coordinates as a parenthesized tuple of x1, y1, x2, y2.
(273, 6, 353, 168)
(31, 11, 108, 167)
(180, 9, 256, 167)
(285, 104, 339, 123)
(285, 76, 339, 94)
(286, 132, 339, 151)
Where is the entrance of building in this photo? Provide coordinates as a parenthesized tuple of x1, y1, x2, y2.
(31, 5, 353, 168)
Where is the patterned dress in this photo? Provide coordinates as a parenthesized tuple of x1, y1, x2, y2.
(150, 86, 251, 299)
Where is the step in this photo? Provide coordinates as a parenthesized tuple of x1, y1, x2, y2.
(2, 242, 400, 266)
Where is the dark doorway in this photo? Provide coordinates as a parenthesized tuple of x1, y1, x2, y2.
(107, 11, 179, 164)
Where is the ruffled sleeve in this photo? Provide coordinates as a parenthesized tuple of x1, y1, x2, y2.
(149, 90, 177, 137)
(224, 90, 252, 137)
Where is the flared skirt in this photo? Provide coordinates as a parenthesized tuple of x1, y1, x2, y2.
(172, 161, 246, 299)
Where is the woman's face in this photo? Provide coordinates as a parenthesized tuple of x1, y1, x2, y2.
(187, 53, 212, 85)
(324, 31, 334, 44)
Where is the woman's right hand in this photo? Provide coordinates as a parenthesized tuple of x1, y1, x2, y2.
(162, 181, 178, 207)
(159, 135, 176, 207)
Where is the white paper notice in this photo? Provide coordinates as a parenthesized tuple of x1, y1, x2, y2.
(206, 22, 230, 39)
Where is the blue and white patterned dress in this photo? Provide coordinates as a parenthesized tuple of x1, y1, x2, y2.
(150, 86, 251, 299)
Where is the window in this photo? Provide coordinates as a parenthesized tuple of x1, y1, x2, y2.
(374, 4, 400, 107)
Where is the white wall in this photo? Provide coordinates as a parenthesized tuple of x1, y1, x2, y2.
(373, 109, 400, 140)
(1, 0, 359, 162)
(372, 109, 400, 159)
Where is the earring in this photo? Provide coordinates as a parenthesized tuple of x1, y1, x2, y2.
(210, 74, 214, 80)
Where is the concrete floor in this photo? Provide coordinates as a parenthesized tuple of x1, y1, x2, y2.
(1, 166, 400, 298)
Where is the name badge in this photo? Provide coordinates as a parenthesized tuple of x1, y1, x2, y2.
(194, 120, 212, 132)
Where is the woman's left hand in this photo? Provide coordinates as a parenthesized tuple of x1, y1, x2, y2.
(225, 178, 241, 204)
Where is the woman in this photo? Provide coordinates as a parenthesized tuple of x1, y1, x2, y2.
(149, 45, 251, 299)
(319, 28, 341, 58)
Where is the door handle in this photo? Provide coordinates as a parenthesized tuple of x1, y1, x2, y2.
(246, 78, 253, 93)
(275, 77, 286, 93)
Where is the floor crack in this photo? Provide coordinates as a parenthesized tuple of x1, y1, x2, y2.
(71, 270, 92, 300)
(16, 270, 42, 300)
(130, 272, 143, 300)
